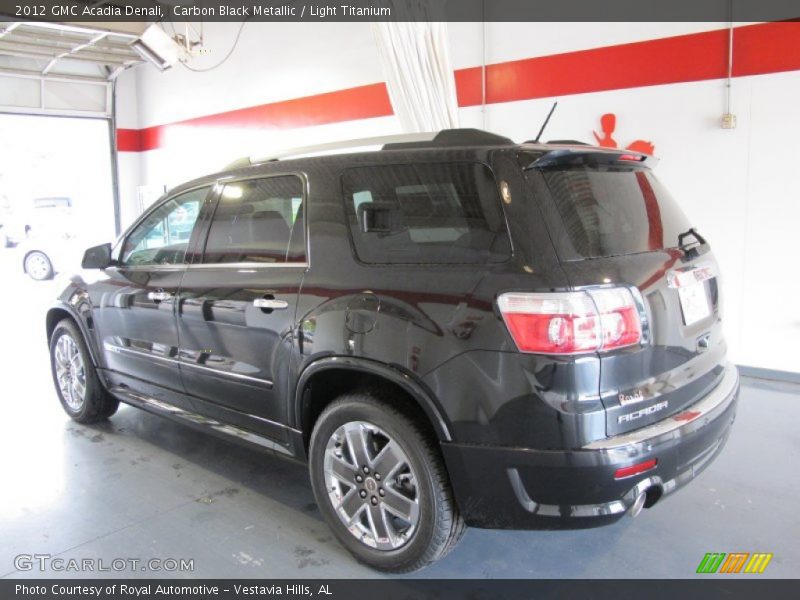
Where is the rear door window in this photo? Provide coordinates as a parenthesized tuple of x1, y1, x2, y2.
(540, 167, 692, 259)
(202, 176, 305, 264)
(342, 162, 510, 264)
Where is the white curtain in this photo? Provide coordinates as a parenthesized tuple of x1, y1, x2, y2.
(371, 21, 460, 132)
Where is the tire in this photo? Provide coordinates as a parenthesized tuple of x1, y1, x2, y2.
(309, 391, 466, 572)
(24, 251, 54, 280)
(50, 319, 119, 423)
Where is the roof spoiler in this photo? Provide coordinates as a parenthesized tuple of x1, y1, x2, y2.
(525, 148, 658, 170)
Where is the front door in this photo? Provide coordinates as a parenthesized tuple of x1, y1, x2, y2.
(93, 186, 213, 408)
(176, 174, 306, 441)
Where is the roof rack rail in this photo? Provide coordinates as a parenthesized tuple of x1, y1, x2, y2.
(226, 132, 438, 169)
(225, 128, 516, 170)
(519, 139, 591, 146)
(544, 139, 591, 146)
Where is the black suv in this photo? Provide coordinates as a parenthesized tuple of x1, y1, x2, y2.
(47, 129, 739, 572)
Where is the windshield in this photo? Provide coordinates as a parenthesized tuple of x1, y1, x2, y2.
(541, 167, 692, 259)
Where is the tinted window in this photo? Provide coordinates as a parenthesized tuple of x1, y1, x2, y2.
(542, 168, 692, 259)
(342, 162, 510, 264)
(121, 187, 208, 266)
(203, 176, 305, 264)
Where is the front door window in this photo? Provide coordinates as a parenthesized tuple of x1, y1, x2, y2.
(121, 187, 210, 266)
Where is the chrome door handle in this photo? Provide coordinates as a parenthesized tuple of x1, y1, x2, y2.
(253, 298, 289, 310)
(148, 291, 173, 302)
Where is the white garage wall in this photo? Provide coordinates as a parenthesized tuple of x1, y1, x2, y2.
(114, 22, 800, 375)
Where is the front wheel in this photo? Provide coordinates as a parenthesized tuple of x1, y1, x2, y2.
(309, 392, 465, 572)
(24, 251, 53, 280)
(50, 319, 119, 423)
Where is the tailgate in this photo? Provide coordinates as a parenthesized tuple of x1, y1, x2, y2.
(561, 251, 726, 436)
(525, 154, 728, 437)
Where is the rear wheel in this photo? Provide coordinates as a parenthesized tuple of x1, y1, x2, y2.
(50, 319, 118, 423)
(24, 251, 53, 280)
(309, 392, 465, 572)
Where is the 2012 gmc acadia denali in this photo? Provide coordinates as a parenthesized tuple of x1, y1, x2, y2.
(46, 129, 739, 571)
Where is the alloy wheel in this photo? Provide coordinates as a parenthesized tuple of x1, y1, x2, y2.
(323, 420, 420, 550)
(54, 334, 86, 410)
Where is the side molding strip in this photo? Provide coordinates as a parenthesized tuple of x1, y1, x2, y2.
(104, 343, 273, 388)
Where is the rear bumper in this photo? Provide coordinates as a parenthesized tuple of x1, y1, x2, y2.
(441, 363, 739, 529)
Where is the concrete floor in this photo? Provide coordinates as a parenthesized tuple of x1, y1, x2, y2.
(0, 252, 798, 579)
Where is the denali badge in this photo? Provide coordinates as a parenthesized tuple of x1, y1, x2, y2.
(618, 401, 669, 424)
(619, 389, 645, 406)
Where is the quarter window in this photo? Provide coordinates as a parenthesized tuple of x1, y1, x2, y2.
(202, 176, 305, 264)
(342, 162, 511, 264)
(120, 187, 209, 266)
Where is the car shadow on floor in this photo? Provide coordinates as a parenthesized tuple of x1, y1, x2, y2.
(68, 402, 638, 578)
(78, 405, 321, 519)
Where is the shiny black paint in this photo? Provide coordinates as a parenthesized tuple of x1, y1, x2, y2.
(443, 378, 738, 529)
(91, 267, 190, 409)
(48, 140, 735, 530)
(177, 267, 303, 431)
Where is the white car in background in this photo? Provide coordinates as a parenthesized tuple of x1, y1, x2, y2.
(18, 232, 85, 280)
(2, 196, 76, 246)
(0, 196, 85, 279)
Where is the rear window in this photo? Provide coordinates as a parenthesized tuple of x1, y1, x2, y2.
(541, 167, 692, 259)
(342, 162, 511, 264)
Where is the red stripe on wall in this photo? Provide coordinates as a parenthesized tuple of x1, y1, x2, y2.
(116, 128, 143, 152)
(184, 82, 392, 130)
(455, 29, 730, 105)
(733, 21, 800, 76)
(117, 21, 800, 152)
(123, 83, 392, 152)
(456, 21, 800, 106)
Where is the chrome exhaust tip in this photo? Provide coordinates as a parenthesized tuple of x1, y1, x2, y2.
(629, 491, 647, 518)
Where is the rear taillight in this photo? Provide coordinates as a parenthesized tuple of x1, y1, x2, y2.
(497, 287, 643, 355)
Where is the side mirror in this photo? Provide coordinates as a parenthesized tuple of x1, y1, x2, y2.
(82, 243, 113, 269)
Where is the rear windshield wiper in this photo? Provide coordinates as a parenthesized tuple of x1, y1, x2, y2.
(678, 228, 708, 259)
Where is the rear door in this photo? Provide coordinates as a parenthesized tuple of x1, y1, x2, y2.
(526, 156, 726, 436)
(176, 174, 306, 441)
(93, 186, 212, 408)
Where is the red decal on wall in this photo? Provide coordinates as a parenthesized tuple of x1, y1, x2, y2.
(626, 140, 656, 155)
(593, 113, 619, 148)
(593, 113, 655, 156)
